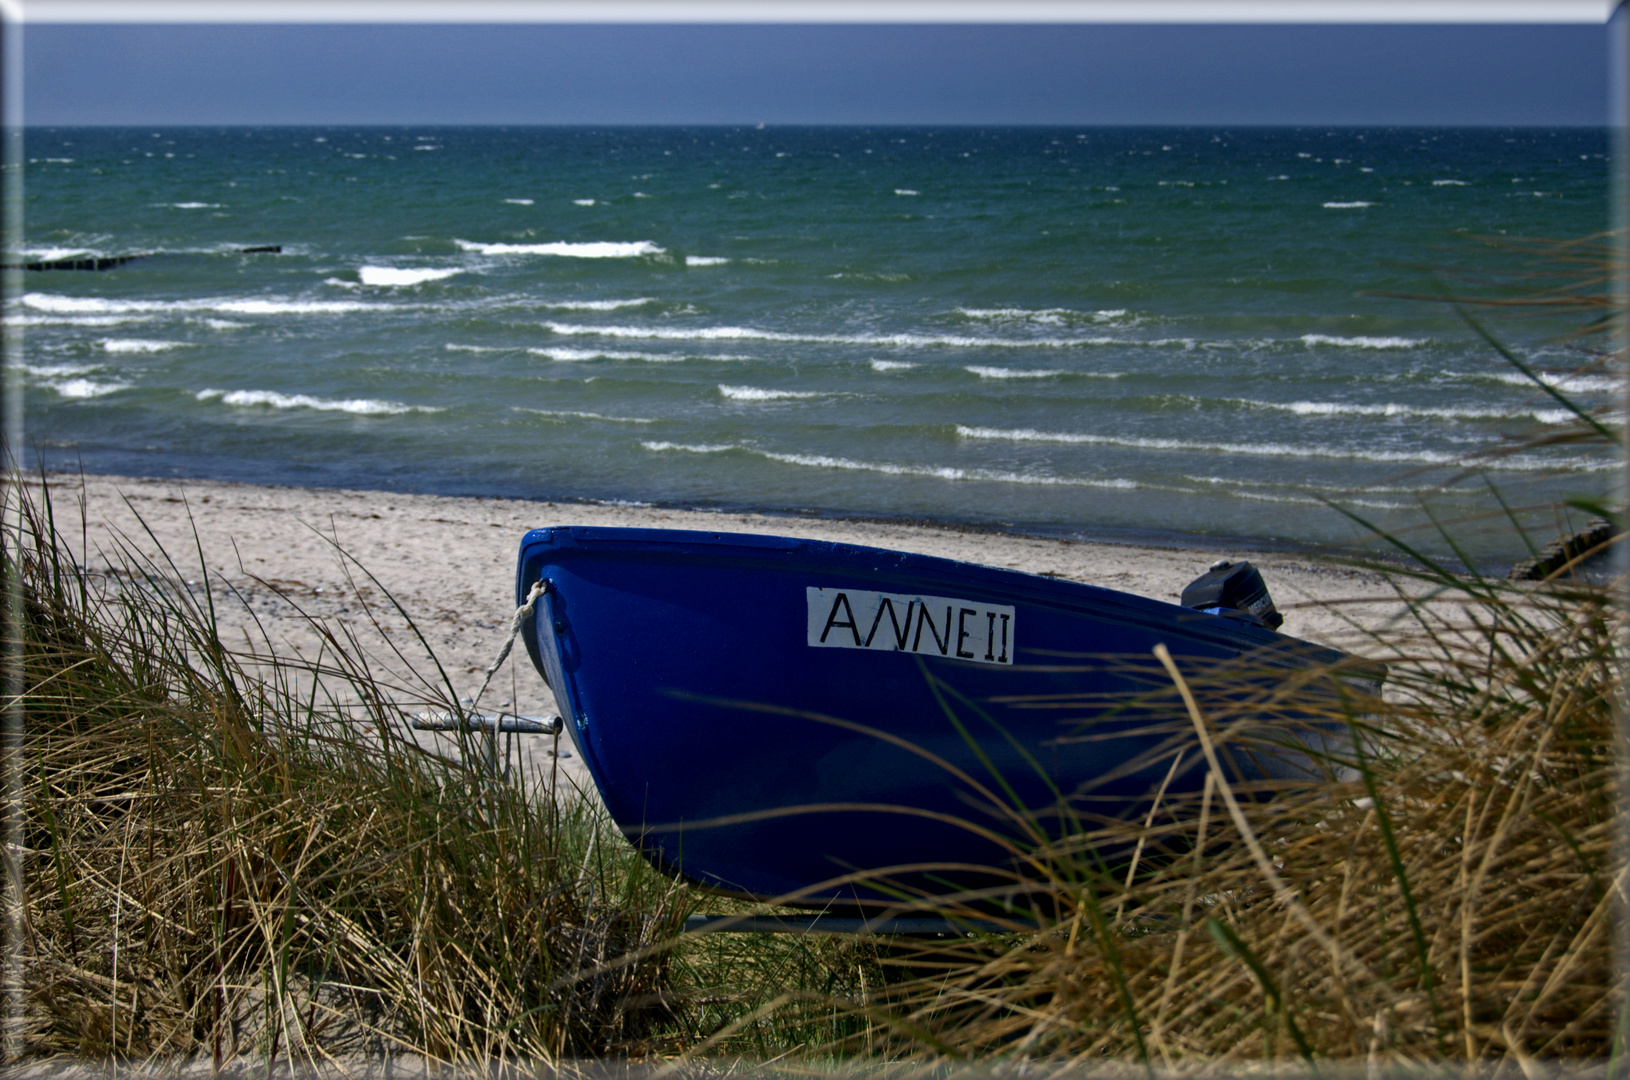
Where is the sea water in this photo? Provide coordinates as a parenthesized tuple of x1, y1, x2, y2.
(11, 127, 1616, 566)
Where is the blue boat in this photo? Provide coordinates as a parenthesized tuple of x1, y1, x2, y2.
(515, 527, 1364, 908)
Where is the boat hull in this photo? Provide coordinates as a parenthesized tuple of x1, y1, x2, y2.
(516, 527, 1353, 906)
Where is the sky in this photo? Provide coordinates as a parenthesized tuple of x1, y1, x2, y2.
(20, 21, 1612, 126)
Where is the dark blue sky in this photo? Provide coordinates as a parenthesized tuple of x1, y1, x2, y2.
(23, 22, 1610, 126)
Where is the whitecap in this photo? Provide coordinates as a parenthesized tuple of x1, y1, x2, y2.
(1228, 397, 1565, 422)
(686, 256, 730, 266)
(953, 424, 1608, 473)
(24, 293, 377, 316)
(1322, 201, 1373, 209)
(1432, 179, 1468, 186)
(641, 441, 738, 453)
(212, 299, 376, 315)
(957, 307, 1132, 326)
(21, 362, 98, 377)
(1300, 334, 1423, 349)
(894, 189, 919, 196)
(573, 199, 596, 206)
(49, 377, 129, 398)
(163, 202, 221, 209)
(505, 198, 535, 205)
(1485, 371, 1619, 394)
(640, 440, 1137, 489)
(195, 388, 440, 414)
(870, 360, 916, 372)
(544, 320, 1121, 349)
(11, 313, 157, 327)
(966, 365, 1065, 379)
(718, 384, 831, 401)
(358, 266, 460, 287)
(20, 247, 96, 261)
(455, 240, 664, 258)
(102, 338, 187, 353)
(541, 298, 656, 311)
(527, 346, 658, 361)
(517, 408, 656, 424)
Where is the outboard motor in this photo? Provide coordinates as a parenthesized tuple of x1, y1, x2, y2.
(1180, 559, 1283, 630)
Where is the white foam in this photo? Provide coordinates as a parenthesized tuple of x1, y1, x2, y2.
(202, 319, 246, 330)
(413, 145, 438, 151)
(640, 441, 738, 453)
(894, 189, 919, 196)
(958, 307, 1132, 326)
(641, 440, 1137, 488)
(543, 321, 1122, 349)
(505, 198, 534, 205)
(164, 202, 220, 209)
(324, 278, 361, 290)
(966, 365, 1065, 380)
(527, 346, 658, 361)
(101, 338, 187, 353)
(24, 293, 377, 316)
(953, 424, 1608, 472)
(517, 408, 656, 424)
(1230, 397, 1565, 422)
(718, 384, 831, 401)
(21, 362, 98, 377)
(573, 199, 596, 206)
(11, 314, 158, 327)
(686, 256, 730, 266)
(195, 388, 440, 415)
(49, 377, 129, 398)
(455, 240, 664, 258)
(445, 344, 512, 354)
(870, 360, 916, 372)
(542, 298, 656, 311)
(213, 299, 377, 315)
(1432, 179, 1468, 186)
(1322, 201, 1373, 209)
(358, 266, 460, 287)
(1300, 334, 1423, 349)
(21, 247, 94, 261)
(1486, 371, 1619, 394)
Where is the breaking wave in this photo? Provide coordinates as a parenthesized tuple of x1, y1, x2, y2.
(195, 389, 441, 415)
(454, 240, 664, 258)
(954, 425, 1612, 472)
(358, 266, 460, 287)
(639, 440, 1138, 488)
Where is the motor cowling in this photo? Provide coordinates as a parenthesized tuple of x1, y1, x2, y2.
(1180, 559, 1283, 630)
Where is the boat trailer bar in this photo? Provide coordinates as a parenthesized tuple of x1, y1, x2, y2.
(411, 711, 562, 734)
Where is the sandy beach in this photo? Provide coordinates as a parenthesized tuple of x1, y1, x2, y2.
(33, 470, 1404, 795)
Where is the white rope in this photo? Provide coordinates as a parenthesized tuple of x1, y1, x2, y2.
(468, 579, 547, 714)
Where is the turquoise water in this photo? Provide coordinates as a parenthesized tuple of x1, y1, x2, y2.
(13, 126, 1616, 564)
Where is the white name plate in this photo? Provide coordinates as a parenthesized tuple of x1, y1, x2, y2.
(806, 587, 1014, 665)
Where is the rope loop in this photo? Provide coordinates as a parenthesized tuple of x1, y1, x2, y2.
(468, 579, 547, 714)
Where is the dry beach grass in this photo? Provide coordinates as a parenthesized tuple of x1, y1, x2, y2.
(5, 463, 1620, 1072)
(3, 263, 1623, 1069)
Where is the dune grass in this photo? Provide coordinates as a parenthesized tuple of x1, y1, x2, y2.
(9, 461, 1616, 1071)
(3, 265, 1621, 1069)
(830, 539, 1619, 1068)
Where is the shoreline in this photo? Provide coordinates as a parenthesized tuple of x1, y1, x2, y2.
(29, 469, 1407, 792)
(31, 462, 1388, 563)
